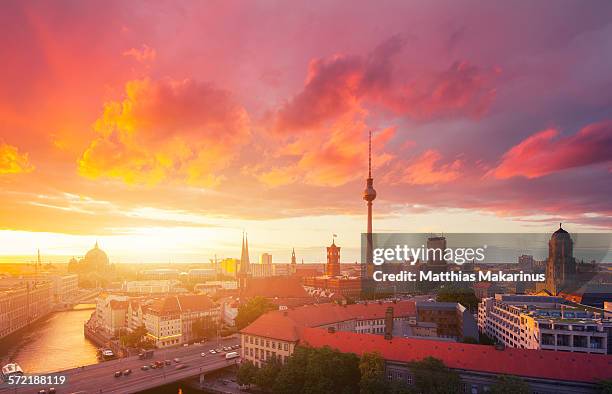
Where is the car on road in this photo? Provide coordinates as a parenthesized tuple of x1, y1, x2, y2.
(38, 390, 47, 394)
(232, 344, 240, 349)
(164, 360, 171, 365)
(141, 365, 149, 371)
(149, 363, 157, 369)
(173, 357, 181, 363)
(183, 343, 188, 347)
(209, 349, 216, 354)
(123, 368, 132, 375)
(201, 352, 207, 357)
(175, 364, 187, 370)
(215, 348, 222, 352)
(155, 360, 164, 368)
(114, 371, 122, 377)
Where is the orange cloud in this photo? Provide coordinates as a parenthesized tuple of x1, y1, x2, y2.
(256, 107, 395, 187)
(0, 143, 34, 174)
(79, 78, 250, 187)
(491, 121, 612, 179)
(123, 45, 157, 62)
(399, 149, 463, 185)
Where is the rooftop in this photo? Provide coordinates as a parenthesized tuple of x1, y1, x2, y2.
(301, 328, 612, 384)
(241, 300, 416, 341)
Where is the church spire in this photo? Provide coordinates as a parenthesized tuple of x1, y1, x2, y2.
(240, 232, 250, 274)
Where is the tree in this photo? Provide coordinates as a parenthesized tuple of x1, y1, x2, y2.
(598, 379, 612, 394)
(255, 356, 282, 391)
(235, 296, 276, 329)
(409, 357, 461, 394)
(436, 285, 479, 311)
(491, 375, 529, 394)
(192, 317, 217, 340)
(120, 325, 150, 348)
(273, 347, 309, 394)
(237, 360, 258, 386)
(302, 346, 360, 394)
(359, 352, 387, 394)
(271, 346, 360, 394)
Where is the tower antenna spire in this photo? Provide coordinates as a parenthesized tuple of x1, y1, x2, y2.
(368, 130, 372, 178)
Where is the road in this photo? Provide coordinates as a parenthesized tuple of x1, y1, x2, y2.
(0, 337, 240, 394)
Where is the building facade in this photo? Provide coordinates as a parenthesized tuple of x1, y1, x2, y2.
(0, 278, 53, 339)
(478, 294, 610, 354)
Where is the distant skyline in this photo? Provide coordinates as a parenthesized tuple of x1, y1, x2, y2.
(1, 1, 611, 263)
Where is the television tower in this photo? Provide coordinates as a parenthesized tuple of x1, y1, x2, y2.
(363, 131, 377, 280)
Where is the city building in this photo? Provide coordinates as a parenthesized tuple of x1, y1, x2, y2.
(50, 274, 79, 303)
(518, 254, 534, 271)
(139, 268, 180, 281)
(540, 224, 577, 295)
(250, 263, 273, 278)
(142, 294, 220, 347)
(94, 293, 129, 336)
(416, 301, 478, 341)
(240, 300, 417, 367)
(259, 253, 272, 266)
(303, 239, 362, 299)
(187, 268, 216, 282)
(478, 294, 611, 354)
(67, 242, 111, 274)
(122, 280, 181, 294)
(325, 240, 340, 277)
(303, 328, 611, 394)
(0, 277, 53, 339)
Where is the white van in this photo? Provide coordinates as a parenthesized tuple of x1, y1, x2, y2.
(225, 351, 239, 360)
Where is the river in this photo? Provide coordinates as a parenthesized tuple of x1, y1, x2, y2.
(0, 306, 99, 374)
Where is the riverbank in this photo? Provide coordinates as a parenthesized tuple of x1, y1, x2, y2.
(0, 308, 99, 373)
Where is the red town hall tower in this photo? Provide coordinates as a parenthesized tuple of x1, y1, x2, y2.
(326, 239, 341, 277)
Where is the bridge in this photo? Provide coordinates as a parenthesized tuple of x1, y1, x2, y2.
(0, 337, 240, 394)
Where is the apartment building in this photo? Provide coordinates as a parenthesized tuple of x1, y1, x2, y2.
(94, 293, 129, 336)
(416, 301, 478, 341)
(0, 278, 53, 339)
(123, 280, 181, 294)
(240, 301, 416, 367)
(51, 274, 78, 303)
(143, 294, 220, 348)
(478, 294, 610, 354)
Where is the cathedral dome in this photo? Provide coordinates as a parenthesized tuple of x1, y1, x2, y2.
(552, 223, 569, 236)
(83, 242, 109, 269)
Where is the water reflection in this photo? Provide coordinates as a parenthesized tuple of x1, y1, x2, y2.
(0, 307, 99, 373)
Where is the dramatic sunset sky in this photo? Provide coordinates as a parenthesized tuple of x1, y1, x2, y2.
(1, 1, 611, 263)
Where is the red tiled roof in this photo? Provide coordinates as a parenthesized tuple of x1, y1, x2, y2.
(301, 328, 612, 384)
(145, 294, 216, 314)
(146, 296, 180, 314)
(109, 300, 128, 310)
(243, 276, 309, 299)
(241, 301, 416, 341)
(177, 294, 216, 311)
(241, 312, 302, 342)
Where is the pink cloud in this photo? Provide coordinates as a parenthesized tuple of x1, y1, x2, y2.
(273, 37, 499, 134)
(491, 120, 612, 179)
(381, 61, 500, 120)
(396, 150, 463, 185)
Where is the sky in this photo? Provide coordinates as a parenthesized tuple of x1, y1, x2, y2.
(0, 0, 611, 264)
